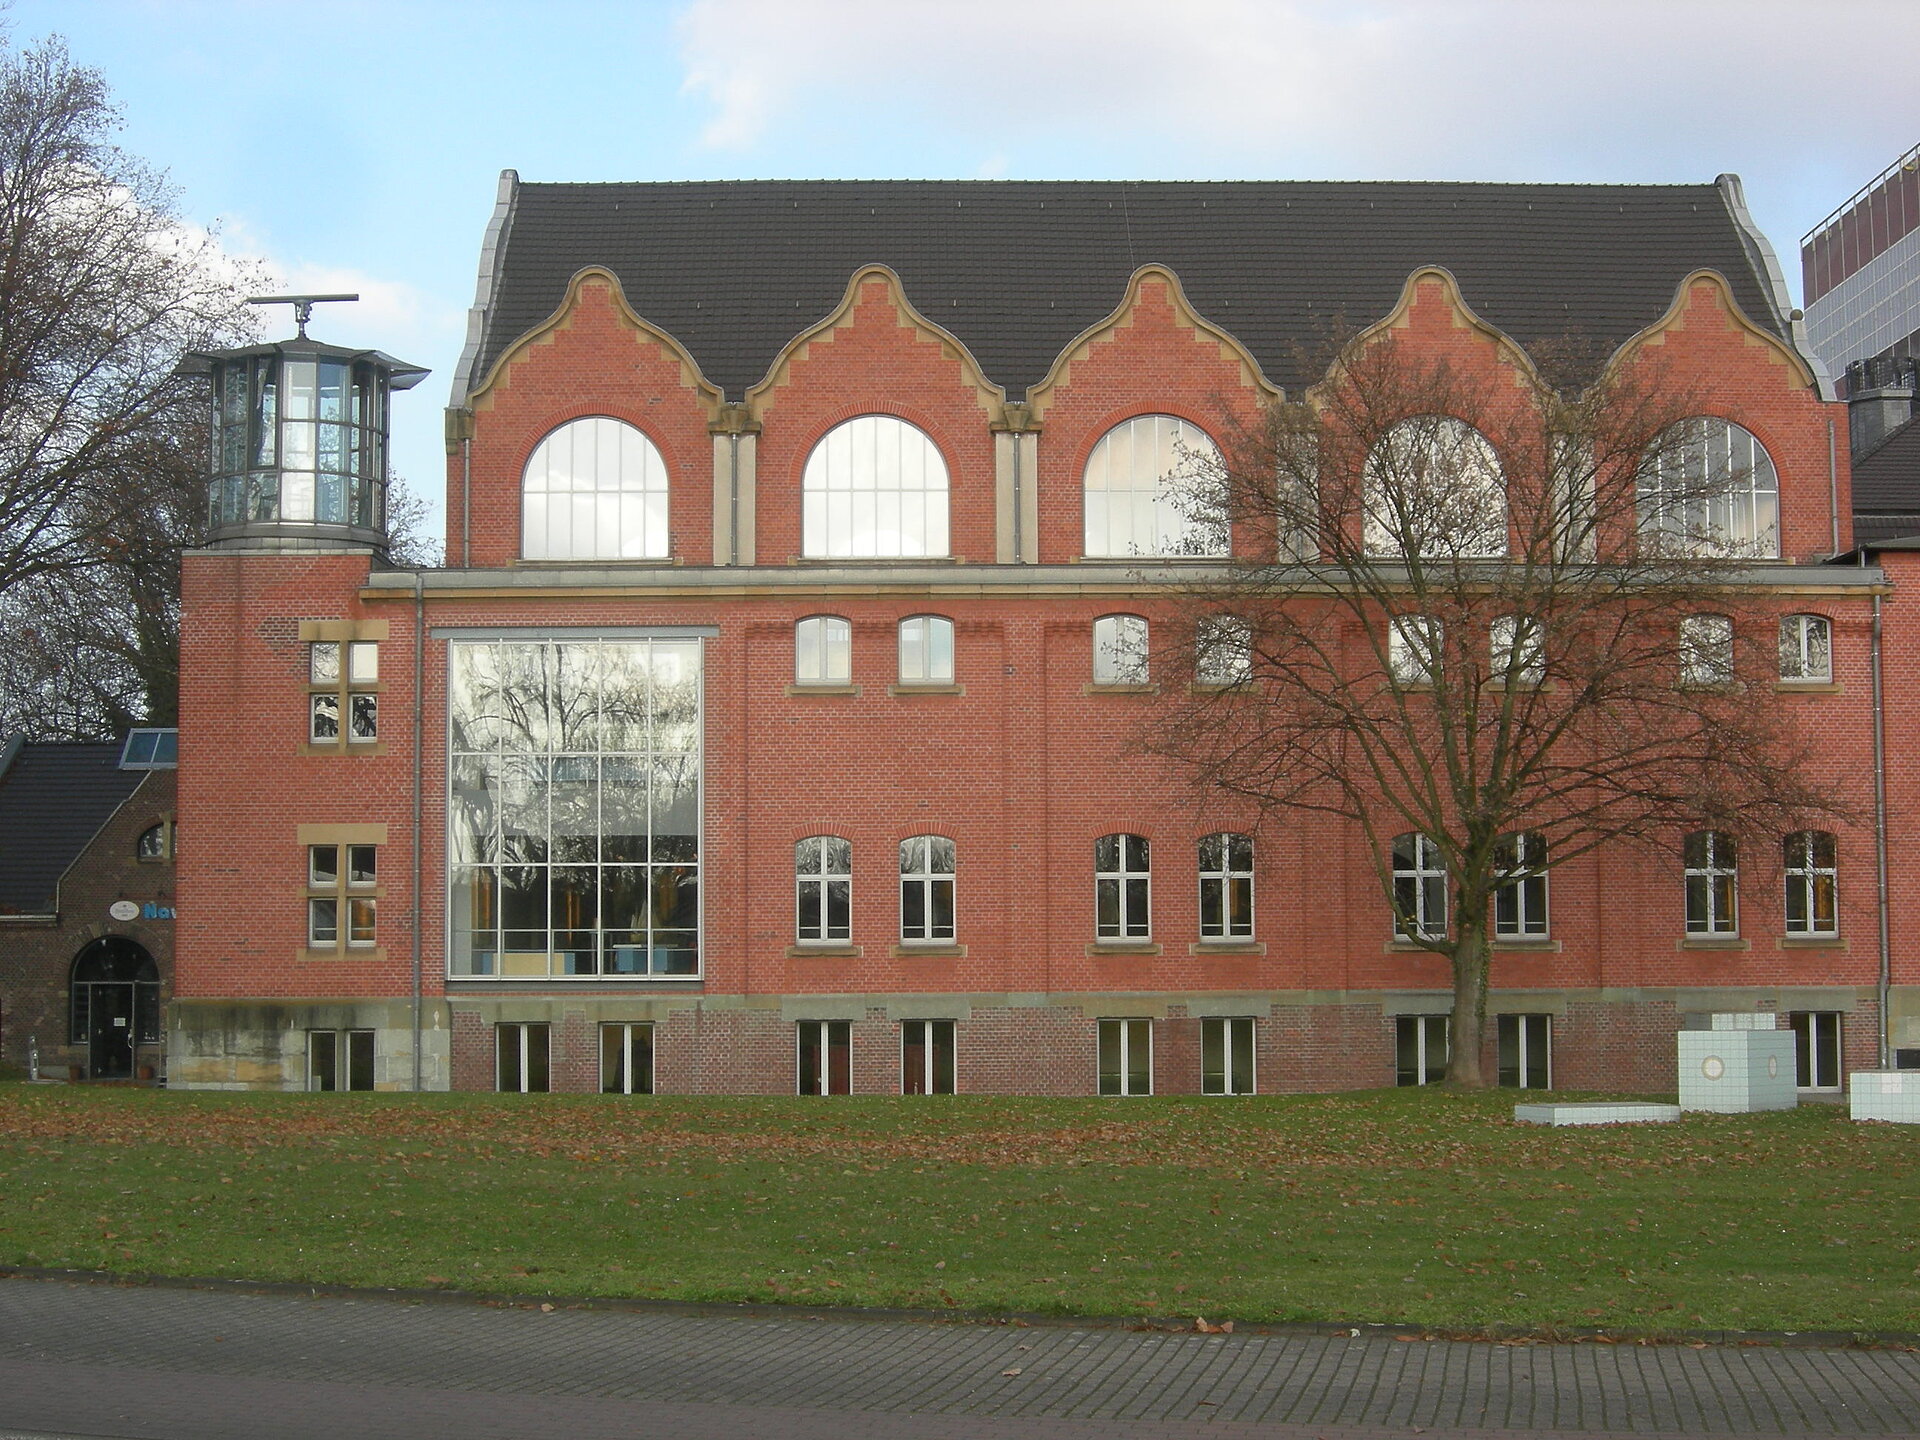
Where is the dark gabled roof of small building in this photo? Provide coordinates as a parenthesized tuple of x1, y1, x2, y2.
(1852, 413, 1920, 519)
(466, 178, 1791, 403)
(0, 741, 146, 914)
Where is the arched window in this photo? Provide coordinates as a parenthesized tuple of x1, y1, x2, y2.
(899, 835, 956, 943)
(1083, 415, 1226, 558)
(795, 836, 851, 943)
(1779, 615, 1831, 682)
(1092, 614, 1149, 685)
(1684, 830, 1738, 935)
(1391, 833, 1446, 939)
(136, 822, 169, 861)
(1364, 417, 1506, 559)
(1198, 833, 1253, 939)
(522, 417, 669, 561)
(1783, 831, 1837, 936)
(803, 415, 949, 558)
(795, 616, 852, 686)
(897, 615, 954, 684)
(1639, 418, 1779, 558)
(1094, 833, 1150, 939)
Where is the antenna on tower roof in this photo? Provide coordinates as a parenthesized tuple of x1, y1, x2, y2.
(246, 292, 359, 338)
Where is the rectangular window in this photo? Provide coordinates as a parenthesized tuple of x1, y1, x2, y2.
(1493, 832, 1548, 938)
(310, 639, 378, 746)
(448, 638, 703, 980)
(901, 1019, 956, 1094)
(1784, 831, 1838, 936)
(1195, 616, 1252, 686)
(308, 1029, 375, 1091)
(307, 843, 375, 951)
(600, 1022, 655, 1095)
(1389, 616, 1440, 686)
(1201, 1015, 1256, 1095)
(1778, 615, 1831, 682)
(1789, 1011, 1842, 1090)
(1097, 1017, 1152, 1096)
(1496, 1013, 1551, 1089)
(1094, 833, 1150, 939)
(497, 1022, 550, 1093)
(797, 1019, 851, 1095)
(1679, 614, 1734, 687)
(1392, 833, 1447, 940)
(1198, 833, 1254, 939)
(1684, 830, 1738, 935)
(1395, 1015, 1449, 1086)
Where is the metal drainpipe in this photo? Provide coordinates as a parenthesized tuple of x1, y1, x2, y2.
(1828, 419, 1840, 557)
(1872, 585, 1892, 1068)
(461, 435, 472, 568)
(412, 567, 426, 1091)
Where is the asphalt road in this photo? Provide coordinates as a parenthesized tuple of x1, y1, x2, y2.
(1, 1275, 1916, 1438)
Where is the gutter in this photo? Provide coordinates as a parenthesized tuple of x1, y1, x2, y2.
(1828, 419, 1841, 558)
(1871, 581, 1893, 1068)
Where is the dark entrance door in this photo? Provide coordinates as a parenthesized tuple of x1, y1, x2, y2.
(89, 983, 135, 1078)
(70, 937, 160, 1079)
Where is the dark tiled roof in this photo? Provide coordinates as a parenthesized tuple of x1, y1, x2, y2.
(0, 742, 145, 913)
(1852, 414, 1920, 516)
(473, 180, 1787, 401)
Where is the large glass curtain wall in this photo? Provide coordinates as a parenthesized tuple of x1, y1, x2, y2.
(450, 638, 702, 978)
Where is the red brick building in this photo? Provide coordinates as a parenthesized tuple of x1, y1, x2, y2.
(170, 176, 1909, 1095)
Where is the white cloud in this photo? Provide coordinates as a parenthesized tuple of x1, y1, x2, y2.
(675, 0, 1920, 185)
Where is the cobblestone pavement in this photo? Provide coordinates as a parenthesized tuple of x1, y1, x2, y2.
(0, 1276, 1916, 1439)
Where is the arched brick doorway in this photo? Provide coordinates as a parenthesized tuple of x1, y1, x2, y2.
(70, 937, 160, 1079)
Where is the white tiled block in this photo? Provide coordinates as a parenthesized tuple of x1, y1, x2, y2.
(1850, 1071, 1920, 1123)
(1514, 1103, 1682, 1126)
(1709, 1012, 1779, 1030)
(1677, 1030, 1798, 1112)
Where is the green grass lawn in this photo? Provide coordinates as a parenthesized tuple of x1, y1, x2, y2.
(0, 1084, 1913, 1335)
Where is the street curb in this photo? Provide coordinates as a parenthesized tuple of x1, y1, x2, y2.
(1, 1264, 1913, 1351)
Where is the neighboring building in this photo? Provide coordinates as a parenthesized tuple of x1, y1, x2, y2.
(0, 731, 177, 1079)
(171, 175, 1899, 1096)
(1802, 142, 1920, 389)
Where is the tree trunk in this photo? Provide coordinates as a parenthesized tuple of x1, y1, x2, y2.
(1447, 914, 1492, 1088)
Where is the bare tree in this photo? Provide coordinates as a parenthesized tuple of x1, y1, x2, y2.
(0, 34, 251, 589)
(1152, 329, 1845, 1087)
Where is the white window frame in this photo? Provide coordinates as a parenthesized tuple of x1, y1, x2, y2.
(1097, 1017, 1152, 1096)
(1789, 1010, 1843, 1090)
(307, 1029, 375, 1092)
(1363, 416, 1507, 560)
(1493, 832, 1548, 939)
(1784, 830, 1838, 937)
(307, 843, 376, 951)
(1779, 614, 1831, 683)
(600, 1021, 655, 1094)
(1680, 614, 1735, 688)
(1391, 833, 1447, 940)
(795, 615, 852, 686)
(1490, 615, 1545, 687)
(521, 416, 670, 561)
(1639, 417, 1780, 559)
(802, 415, 950, 559)
(901, 1018, 956, 1095)
(1082, 414, 1227, 559)
(1395, 1014, 1450, 1086)
(1201, 1015, 1256, 1095)
(796, 1019, 851, 1096)
(309, 640, 378, 745)
(1094, 833, 1151, 940)
(796, 836, 852, 943)
(1389, 615, 1441, 686)
(1684, 829, 1738, 935)
(899, 835, 956, 943)
(1497, 1013, 1552, 1089)
(496, 1021, 550, 1093)
(1198, 832, 1254, 940)
(897, 615, 955, 685)
(1195, 616, 1252, 687)
(1092, 614, 1149, 686)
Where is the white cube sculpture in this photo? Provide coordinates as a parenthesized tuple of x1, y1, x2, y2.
(1677, 1017, 1797, 1112)
(1850, 1070, 1920, 1124)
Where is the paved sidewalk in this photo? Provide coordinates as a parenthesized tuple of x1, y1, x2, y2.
(0, 1276, 1916, 1438)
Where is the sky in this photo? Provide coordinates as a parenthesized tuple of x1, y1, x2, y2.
(13, 0, 1920, 548)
